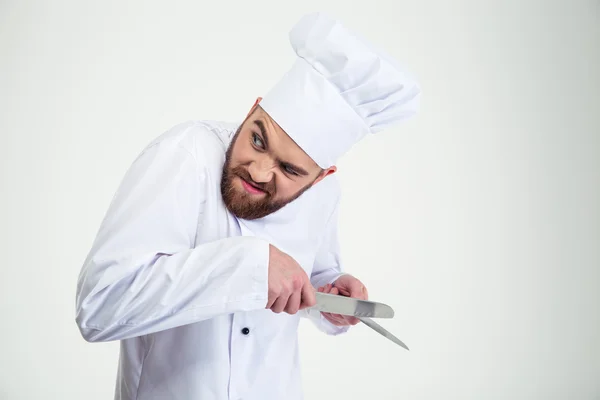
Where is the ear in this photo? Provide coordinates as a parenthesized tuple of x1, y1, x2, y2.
(247, 97, 263, 117)
(312, 166, 337, 186)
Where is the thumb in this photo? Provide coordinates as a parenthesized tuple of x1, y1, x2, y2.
(345, 279, 367, 300)
(300, 283, 317, 309)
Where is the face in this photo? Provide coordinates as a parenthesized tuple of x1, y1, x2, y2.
(220, 102, 335, 220)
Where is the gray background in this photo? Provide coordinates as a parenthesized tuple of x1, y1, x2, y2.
(1, 0, 599, 399)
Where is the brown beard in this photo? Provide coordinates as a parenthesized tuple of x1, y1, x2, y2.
(220, 127, 315, 220)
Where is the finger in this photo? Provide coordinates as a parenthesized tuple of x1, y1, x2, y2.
(323, 313, 346, 326)
(271, 293, 290, 314)
(343, 315, 360, 325)
(359, 283, 368, 300)
(285, 291, 302, 314)
(328, 284, 338, 294)
(322, 313, 337, 325)
(332, 313, 346, 322)
(350, 281, 368, 300)
(324, 309, 346, 324)
(266, 292, 277, 309)
(334, 280, 366, 300)
(325, 317, 344, 326)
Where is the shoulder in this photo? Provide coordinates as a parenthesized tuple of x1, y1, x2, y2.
(140, 119, 240, 168)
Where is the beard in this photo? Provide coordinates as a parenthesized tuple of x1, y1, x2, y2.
(220, 129, 315, 220)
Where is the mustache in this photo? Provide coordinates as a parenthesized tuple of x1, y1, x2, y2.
(231, 165, 275, 196)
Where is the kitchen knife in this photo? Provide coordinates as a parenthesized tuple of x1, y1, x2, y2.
(311, 292, 395, 318)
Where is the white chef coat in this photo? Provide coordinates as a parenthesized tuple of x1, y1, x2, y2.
(75, 119, 350, 400)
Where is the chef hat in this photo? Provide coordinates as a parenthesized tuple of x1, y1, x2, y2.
(259, 12, 421, 168)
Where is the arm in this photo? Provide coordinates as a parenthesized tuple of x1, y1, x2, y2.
(75, 127, 269, 342)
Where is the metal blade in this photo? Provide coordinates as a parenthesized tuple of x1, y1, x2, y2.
(359, 317, 410, 350)
(311, 292, 394, 318)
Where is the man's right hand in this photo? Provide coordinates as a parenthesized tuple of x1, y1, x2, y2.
(266, 244, 316, 315)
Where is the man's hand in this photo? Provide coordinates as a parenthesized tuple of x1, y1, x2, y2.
(317, 274, 368, 326)
(267, 244, 316, 315)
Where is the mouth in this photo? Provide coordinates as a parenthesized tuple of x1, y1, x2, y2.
(239, 177, 266, 195)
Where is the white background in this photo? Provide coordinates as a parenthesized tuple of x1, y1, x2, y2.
(1, 1, 599, 399)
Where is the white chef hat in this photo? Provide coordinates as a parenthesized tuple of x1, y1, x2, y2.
(259, 12, 421, 168)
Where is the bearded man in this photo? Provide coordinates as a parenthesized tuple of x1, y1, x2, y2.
(75, 12, 420, 400)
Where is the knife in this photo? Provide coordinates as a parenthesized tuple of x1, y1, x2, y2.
(311, 292, 394, 318)
(359, 317, 410, 350)
(311, 292, 409, 350)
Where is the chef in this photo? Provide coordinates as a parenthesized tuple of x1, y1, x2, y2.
(75, 12, 420, 400)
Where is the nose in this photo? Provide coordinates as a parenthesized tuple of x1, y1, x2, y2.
(247, 157, 275, 184)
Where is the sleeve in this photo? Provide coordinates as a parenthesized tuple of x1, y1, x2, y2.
(302, 192, 351, 336)
(75, 126, 270, 342)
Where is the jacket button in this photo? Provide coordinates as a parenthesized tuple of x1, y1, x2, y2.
(241, 327, 250, 335)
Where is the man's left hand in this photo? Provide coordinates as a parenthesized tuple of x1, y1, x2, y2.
(317, 274, 368, 326)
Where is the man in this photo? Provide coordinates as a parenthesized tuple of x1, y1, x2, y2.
(75, 12, 420, 400)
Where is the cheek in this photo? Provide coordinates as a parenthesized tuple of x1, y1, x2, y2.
(231, 142, 255, 164)
(275, 177, 307, 198)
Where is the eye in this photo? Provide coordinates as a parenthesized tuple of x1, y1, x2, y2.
(282, 164, 299, 176)
(252, 133, 264, 149)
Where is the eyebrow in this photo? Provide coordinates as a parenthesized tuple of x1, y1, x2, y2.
(253, 119, 310, 176)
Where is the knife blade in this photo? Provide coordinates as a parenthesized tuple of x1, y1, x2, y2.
(311, 292, 395, 318)
(359, 317, 409, 350)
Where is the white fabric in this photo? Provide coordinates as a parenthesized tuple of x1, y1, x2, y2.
(260, 12, 421, 168)
(75, 120, 348, 400)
